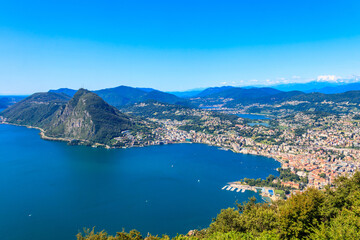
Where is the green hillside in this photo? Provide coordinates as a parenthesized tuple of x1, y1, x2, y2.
(46, 89, 134, 144)
(0, 92, 70, 127)
(1, 89, 138, 145)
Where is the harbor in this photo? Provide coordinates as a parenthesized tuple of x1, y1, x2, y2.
(221, 182, 279, 201)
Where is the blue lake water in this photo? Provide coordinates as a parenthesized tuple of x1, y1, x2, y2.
(0, 124, 280, 240)
(248, 122, 270, 127)
(237, 114, 271, 120)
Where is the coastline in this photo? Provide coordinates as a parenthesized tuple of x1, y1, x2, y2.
(1, 121, 283, 163)
(1, 122, 72, 143)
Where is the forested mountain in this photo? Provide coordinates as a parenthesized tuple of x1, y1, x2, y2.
(196, 86, 235, 98)
(225, 90, 304, 107)
(290, 90, 360, 103)
(49, 88, 77, 97)
(121, 100, 195, 121)
(1, 89, 136, 144)
(168, 89, 204, 98)
(46, 89, 134, 144)
(0, 92, 71, 127)
(50, 86, 185, 107)
(204, 87, 282, 99)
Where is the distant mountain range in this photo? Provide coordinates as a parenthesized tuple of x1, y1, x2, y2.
(269, 81, 360, 94)
(2, 80, 360, 112)
(50, 86, 184, 107)
(304, 82, 360, 94)
(168, 89, 204, 98)
(168, 81, 360, 97)
(199, 87, 282, 99)
(3, 85, 360, 146)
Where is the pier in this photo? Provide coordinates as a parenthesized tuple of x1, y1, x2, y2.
(221, 182, 279, 201)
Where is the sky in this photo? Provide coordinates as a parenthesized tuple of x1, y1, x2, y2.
(1, 0, 360, 94)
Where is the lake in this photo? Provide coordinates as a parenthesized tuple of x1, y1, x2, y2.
(236, 114, 271, 120)
(248, 122, 270, 127)
(0, 124, 280, 240)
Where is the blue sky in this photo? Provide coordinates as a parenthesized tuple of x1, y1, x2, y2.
(1, 0, 360, 94)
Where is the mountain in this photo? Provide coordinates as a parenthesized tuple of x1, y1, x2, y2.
(306, 82, 360, 94)
(50, 86, 185, 107)
(49, 88, 77, 97)
(46, 89, 133, 144)
(222, 90, 304, 107)
(196, 86, 235, 98)
(137, 87, 156, 93)
(93, 86, 146, 106)
(1, 89, 135, 145)
(204, 87, 282, 99)
(195, 86, 282, 100)
(95, 86, 185, 107)
(168, 88, 205, 98)
(121, 100, 192, 120)
(290, 90, 360, 103)
(271, 81, 347, 92)
(0, 92, 71, 127)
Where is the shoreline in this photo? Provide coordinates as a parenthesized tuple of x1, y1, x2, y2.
(225, 181, 280, 201)
(1, 121, 282, 163)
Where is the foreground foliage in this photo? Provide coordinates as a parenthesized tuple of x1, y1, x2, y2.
(77, 172, 360, 239)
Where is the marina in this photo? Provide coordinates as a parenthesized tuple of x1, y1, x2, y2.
(221, 182, 278, 200)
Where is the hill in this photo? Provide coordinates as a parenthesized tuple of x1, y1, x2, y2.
(121, 100, 195, 121)
(0, 92, 71, 127)
(226, 90, 304, 107)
